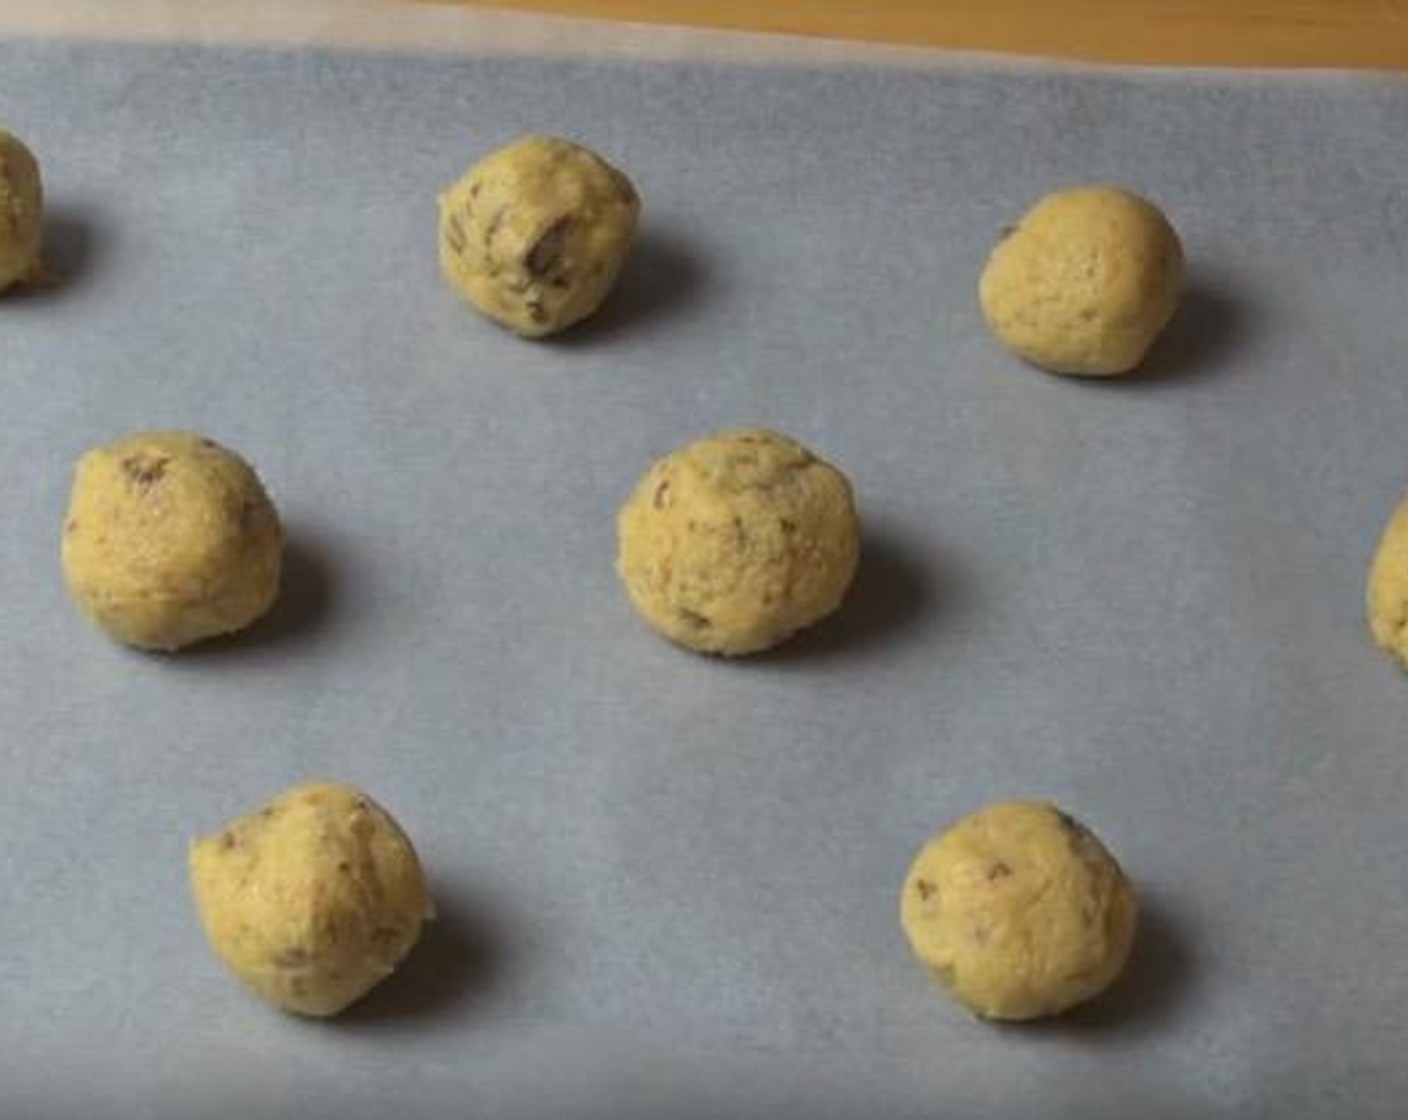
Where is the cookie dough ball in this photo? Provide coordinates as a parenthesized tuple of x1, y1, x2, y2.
(979, 185, 1184, 376)
(617, 429, 859, 655)
(61, 431, 283, 650)
(0, 129, 43, 292)
(900, 801, 1138, 1021)
(438, 134, 639, 338)
(1367, 491, 1408, 666)
(190, 782, 433, 1017)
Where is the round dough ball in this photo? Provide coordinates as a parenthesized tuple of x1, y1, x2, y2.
(979, 185, 1184, 376)
(616, 429, 860, 656)
(438, 134, 639, 338)
(1367, 491, 1408, 667)
(61, 431, 283, 650)
(0, 129, 43, 292)
(190, 781, 433, 1017)
(900, 800, 1138, 1021)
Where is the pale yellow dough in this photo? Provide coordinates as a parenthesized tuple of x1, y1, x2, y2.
(438, 134, 639, 337)
(900, 800, 1138, 1021)
(1367, 491, 1408, 666)
(189, 781, 433, 1017)
(0, 129, 43, 292)
(61, 431, 283, 650)
(979, 185, 1184, 376)
(616, 429, 860, 656)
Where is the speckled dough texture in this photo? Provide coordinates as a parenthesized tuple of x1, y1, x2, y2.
(61, 431, 283, 650)
(438, 134, 639, 337)
(0, 128, 42, 292)
(617, 429, 860, 655)
(1367, 492, 1408, 666)
(979, 185, 1184, 376)
(900, 801, 1138, 1021)
(189, 781, 434, 1017)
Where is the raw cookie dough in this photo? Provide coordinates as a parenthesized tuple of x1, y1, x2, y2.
(438, 134, 639, 337)
(616, 429, 859, 655)
(900, 800, 1138, 1021)
(979, 185, 1184, 376)
(0, 129, 43, 292)
(1367, 491, 1408, 666)
(61, 431, 283, 650)
(189, 781, 433, 1017)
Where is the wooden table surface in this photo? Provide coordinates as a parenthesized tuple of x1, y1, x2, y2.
(448, 1, 1408, 70)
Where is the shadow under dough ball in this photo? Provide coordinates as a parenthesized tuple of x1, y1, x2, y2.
(60, 431, 283, 650)
(438, 134, 640, 338)
(190, 781, 434, 1017)
(901, 800, 1138, 1021)
(616, 428, 860, 656)
(979, 185, 1184, 376)
(0, 128, 43, 292)
(1366, 490, 1408, 667)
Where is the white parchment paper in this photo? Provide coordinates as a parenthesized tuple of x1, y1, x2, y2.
(1, 6, 1407, 1118)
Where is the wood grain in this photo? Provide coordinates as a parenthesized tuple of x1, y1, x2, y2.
(437, 1, 1408, 69)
